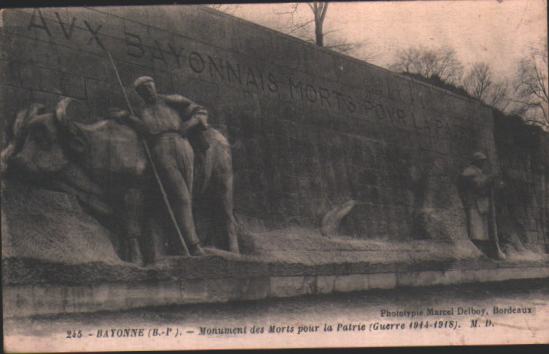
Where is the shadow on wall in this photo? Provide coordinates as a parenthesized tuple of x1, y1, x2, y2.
(493, 110, 548, 259)
(407, 158, 469, 242)
(329, 156, 470, 242)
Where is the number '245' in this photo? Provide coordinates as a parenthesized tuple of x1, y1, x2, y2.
(66, 330, 82, 338)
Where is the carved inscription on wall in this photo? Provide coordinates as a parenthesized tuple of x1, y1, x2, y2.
(21, 8, 481, 143)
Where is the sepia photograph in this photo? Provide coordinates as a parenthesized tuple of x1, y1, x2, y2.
(1, 0, 548, 352)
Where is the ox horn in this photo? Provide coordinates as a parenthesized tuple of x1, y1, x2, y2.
(11, 108, 30, 138)
(1, 103, 44, 176)
(55, 97, 73, 124)
(54, 97, 88, 155)
(12, 103, 45, 138)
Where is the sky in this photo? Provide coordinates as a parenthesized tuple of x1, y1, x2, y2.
(227, 0, 547, 80)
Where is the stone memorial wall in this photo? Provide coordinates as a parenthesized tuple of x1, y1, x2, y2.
(493, 113, 548, 251)
(0, 6, 545, 247)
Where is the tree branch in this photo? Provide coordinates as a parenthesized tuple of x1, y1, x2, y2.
(320, 2, 329, 22)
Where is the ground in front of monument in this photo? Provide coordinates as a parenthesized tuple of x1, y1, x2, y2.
(5, 279, 549, 349)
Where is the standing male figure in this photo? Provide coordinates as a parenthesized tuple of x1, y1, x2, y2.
(122, 76, 208, 257)
(459, 152, 505, 260)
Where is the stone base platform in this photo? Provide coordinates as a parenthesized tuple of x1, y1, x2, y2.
(4, 182, 548, 319)
(3, 255, 549, 319)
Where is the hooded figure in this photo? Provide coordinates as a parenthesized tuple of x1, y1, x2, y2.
(460, 152, 491, 242)
(458, 151, 505, 259)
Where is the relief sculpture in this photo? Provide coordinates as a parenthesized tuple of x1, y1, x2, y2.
(1, 5, 548, 351)
(458, 152, 506, 260)
(1, 77, 239, 265)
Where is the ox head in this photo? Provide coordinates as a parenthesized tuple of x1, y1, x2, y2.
(2, 98, 88, 179)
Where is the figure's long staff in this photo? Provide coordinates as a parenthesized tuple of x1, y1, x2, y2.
(106, 51, 191, 256)
(490, 177, 505, 259)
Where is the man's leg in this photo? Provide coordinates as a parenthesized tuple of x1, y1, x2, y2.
(217, 164, 239, 253)
(123, 188, 144, 264)
(165, 166, 205, 256)
(153, 137, 205, 256)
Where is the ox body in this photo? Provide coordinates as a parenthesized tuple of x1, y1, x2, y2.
(4, 98, 239, 264)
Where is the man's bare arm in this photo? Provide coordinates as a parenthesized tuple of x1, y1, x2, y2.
(108, 109, 148, 136)
(162, 94, 204, 118)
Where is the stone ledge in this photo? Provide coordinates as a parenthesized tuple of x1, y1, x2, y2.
(3, 261, 549, 318)
(4, 256, 547, 287)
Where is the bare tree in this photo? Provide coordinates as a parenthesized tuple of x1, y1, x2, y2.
(272, 3, 312, 39)
(488, 81, 511, 112)
(463, 62, 511, 111)
(308, 2, 329, 47)
(510, 41, 548, 126)
(464, 62, 492, 99)
(274, 2, 328, 47)
(273, 2, 378, 61)
(390, 45, 464, 85)
(211, 3, 378, 62)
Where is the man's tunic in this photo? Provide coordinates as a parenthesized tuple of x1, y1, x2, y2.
(139, 94, 203, 246)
